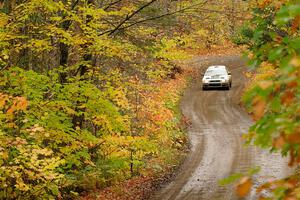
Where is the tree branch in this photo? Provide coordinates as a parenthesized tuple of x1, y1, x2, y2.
(108, 0, 158, 36)
(103, 0, 123, 11)
(99, 0, 210, 36)
(109, 0, 210, 33)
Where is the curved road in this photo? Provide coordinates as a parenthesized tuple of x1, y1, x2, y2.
(152, 55, 290, 200)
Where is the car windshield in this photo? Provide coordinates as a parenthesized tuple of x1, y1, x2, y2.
(205, 69, 227, 76)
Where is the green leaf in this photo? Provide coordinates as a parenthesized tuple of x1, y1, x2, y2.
(219, 173, 244, 186)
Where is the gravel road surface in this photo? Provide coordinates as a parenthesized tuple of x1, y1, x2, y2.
(151, 55, 290, 200)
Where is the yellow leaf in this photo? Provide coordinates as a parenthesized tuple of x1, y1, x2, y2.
(0, 13, 8, 27)
(1, 152, 8, 160)
(290, 56, 300, 67)
(0, 93, 9, 109)
(244, 72, 253, 78)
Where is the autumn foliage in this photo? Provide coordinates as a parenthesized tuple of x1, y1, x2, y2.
(0, 0, 198, 199)
(240, 0, 300, 199)
(0, 0, 253, 199)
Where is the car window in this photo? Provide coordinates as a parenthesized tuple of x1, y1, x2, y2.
(205, 68, 227, 76)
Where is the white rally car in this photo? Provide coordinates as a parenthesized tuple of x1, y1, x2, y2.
(202, 65, 232, 90)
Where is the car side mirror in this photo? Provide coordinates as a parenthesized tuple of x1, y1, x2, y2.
(228, 72, 231, 75)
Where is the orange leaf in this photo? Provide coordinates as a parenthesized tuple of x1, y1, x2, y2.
(257, 182, 271, 193)
(272, 135, 286, 149)
(15, 97, 28, 110)
(258, 197, 269, 200)
(252, 97, 266, 120)
(6, 106, 15, 115)
(284, 196, 297, 200)
(274, 83, 281, 92)
(291, 15, 300, 33)
(285, 178, 298, 189)
(236, 176, 252, 197)
(281, 90, 295, 105)
(287, 81, 298, 88)
(258, 0, 271, 8)
(274, 35, 283, 43)
(289, 147, 295, 166)
(6, 96, 28, 115)
(286, 133, 300, 144)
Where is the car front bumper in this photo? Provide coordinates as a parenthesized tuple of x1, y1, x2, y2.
(202, 81, 230, 88)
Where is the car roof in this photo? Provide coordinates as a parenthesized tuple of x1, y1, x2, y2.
(207, 65, 226, 70)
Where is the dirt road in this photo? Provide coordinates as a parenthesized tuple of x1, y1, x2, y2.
(152, 55, 290, 200)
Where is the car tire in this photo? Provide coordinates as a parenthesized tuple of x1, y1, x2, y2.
(226, 86, 230, 90)
(202, 86, 206, 91)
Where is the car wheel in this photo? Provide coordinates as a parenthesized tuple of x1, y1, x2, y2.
(202, 86, 206, 91)
(226, 86, 230, 90)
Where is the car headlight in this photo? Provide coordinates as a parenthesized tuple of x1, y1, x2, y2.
(221, 78, 229, 83)
(203, 77, 210, 83)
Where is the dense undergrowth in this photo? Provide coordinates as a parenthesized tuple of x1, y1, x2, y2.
(0, 64, 191, 199)
(81, 68, 195, 200)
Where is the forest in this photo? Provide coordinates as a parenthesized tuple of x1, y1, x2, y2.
(0, 0, 299, 200)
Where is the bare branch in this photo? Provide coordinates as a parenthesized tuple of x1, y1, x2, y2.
(109, 0, 210, 33)
(103, 0, 123, 11)
(99, 0, 211, 36)
(108, 0, 158, 36)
